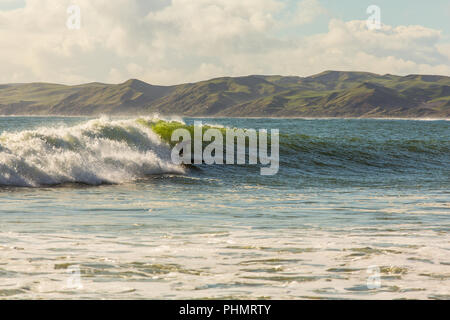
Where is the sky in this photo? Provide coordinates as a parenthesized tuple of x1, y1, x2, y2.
(0, 0, 449, 85)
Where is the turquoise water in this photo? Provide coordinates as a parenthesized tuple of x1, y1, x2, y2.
(0, 116, 449, 299)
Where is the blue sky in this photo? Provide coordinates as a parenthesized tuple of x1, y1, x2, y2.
(276, 0, 450, 39)
(323, 0, 450, 33)
(0, 0, 449, 84)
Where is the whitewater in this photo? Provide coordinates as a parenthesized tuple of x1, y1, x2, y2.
(0, 116, 449, 299)
(0, 117, 184, 187)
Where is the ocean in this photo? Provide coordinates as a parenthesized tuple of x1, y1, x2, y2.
(0, 116, 449, 299)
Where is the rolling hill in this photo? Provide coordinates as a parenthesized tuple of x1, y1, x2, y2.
(0, 71, 449, 118)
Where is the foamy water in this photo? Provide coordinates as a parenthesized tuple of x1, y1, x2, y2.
(0, 117, 183, 187)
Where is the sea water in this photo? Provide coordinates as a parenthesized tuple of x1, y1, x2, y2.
(0, 116, 448, 299)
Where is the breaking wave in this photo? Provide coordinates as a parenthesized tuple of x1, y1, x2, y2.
(0, 117, 184, 187)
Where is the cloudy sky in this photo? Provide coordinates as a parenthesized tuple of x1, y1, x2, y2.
(1, 0, 449, 85)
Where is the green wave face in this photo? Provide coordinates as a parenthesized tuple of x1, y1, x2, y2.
(137, 119, 228, 147)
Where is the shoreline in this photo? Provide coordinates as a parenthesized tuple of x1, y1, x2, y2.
(0, 114, 448, 121)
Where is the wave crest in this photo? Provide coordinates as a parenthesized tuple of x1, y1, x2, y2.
(0, 117, 184, 187)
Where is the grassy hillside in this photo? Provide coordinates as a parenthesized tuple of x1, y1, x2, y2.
(0, 71, 449, 117)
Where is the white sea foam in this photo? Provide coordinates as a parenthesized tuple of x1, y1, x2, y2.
(1, 226, 449, 299)
(0, 117, 184, 187)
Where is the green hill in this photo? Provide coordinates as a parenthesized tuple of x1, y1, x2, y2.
(0, 71, 449, 118)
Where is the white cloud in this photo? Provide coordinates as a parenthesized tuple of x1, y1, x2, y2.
(0, 0, 448, 85)
(146, 0, 283, 54)
(293, 0, 326, 25)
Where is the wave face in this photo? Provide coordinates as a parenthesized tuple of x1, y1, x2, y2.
(279, 133, 450, 170)
(0, 117, 184, 187)
(172, 117, 449, 189)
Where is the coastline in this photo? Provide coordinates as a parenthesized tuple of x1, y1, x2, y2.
(0, 114, 448, 121)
